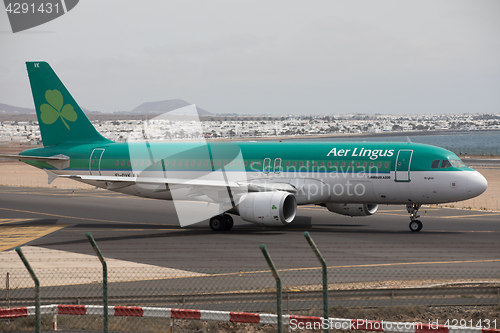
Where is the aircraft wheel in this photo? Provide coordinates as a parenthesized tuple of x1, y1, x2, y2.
(409, 220, 423, 232)
(223, 214, 234, 230)
(210, 215, 228, 232)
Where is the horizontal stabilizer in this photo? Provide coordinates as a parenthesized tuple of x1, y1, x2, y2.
(0, 154, 70, 169)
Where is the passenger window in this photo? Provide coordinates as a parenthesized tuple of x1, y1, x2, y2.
(431, 160, 440, 169)
(440, 160, 452, 168)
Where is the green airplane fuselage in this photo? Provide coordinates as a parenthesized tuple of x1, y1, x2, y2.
(19, 140, 483, 205)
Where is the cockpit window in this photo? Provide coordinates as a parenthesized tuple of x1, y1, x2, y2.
(431, 160, 440, 169)
(450, 159, 467, 168)
(440, 159, 452, 168)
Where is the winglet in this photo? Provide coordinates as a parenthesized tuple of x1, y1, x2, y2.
(43, 169, 59, 184)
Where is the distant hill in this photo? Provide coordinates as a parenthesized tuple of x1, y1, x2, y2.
(0, 103, 35, 114)
(0, 103, 95, 114)
(0, 99, 209, 116)
(131, 99, 211, 115)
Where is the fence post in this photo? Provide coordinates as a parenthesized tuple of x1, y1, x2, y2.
(15, 247, 40, 333)
(53, 312, 57, 331)
(260, 244, 283, 333)
(303, 232, 329, 333)
(6, 272, 10, 308)
(86, 232, 108, 333)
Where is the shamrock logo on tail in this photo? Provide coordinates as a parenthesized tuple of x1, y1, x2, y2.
(40, 89, 78, 130)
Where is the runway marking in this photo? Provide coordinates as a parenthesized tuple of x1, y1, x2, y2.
(0, 225, 68, 252)
(0, 190, 136, 200)
(128, 258, 500, 281)
(440, 213, 500, 219)
(0, 207, 177, 226)
(60, 229, 182, 232)
(228, 258, 500, 278)
(376, 211, 500, 219)
(0, 218, 36, 225)
(434, 230, 496, 233)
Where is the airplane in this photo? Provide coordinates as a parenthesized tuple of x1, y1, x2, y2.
(0, 62, 488, 232)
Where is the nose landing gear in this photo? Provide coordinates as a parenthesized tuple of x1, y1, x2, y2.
(407, 203, 422, 232)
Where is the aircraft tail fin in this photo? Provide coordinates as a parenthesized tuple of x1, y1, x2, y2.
(26, 61, 112, 146)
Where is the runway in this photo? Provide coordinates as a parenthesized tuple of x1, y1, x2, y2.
(1, 186, 499, 312)
(1, 186, 499, 273)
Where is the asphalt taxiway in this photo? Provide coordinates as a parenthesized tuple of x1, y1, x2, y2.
(1, 186, 499, 275)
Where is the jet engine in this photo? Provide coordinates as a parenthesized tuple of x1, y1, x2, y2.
(326, 203, 378, 216)
(238, 191, 297, 226)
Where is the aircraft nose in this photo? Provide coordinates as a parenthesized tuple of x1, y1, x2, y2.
(467, 171, 488, 198)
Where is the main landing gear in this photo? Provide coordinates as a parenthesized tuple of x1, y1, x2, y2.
(209, 214, 234, 232)
(406, 203, 422, 232)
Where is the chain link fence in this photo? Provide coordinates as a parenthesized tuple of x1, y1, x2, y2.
(1, 242, 499, 332)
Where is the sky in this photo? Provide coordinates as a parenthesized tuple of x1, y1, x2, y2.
(1, 0, 499, 115)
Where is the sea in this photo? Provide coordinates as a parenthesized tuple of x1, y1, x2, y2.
(289, 130, 500, 156)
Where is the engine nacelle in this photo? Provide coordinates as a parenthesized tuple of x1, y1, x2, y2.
(326, 203, 378, 216)
(238, 191, 297, 226)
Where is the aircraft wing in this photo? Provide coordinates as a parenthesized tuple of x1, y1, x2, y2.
(60, 174, 241, 188)
(58, 174, 297, 193)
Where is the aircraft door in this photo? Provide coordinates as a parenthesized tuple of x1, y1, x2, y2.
(90, 148, 105, 176)
(263, 158, 271, 174)
(274, 158, 282, 174)
(395, 149, 413, 182)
